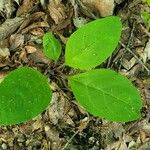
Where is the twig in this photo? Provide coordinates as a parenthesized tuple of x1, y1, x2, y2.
(61, 116, 90, 150)
(76, 0, 97, 19)
(61, 130, 79, 150)
(118, 22, 135, 70)
(119, 41, 150, 74)
(70, 0, 78, 18)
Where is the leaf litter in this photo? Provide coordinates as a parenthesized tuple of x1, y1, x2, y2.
(0, 0, 150, 149)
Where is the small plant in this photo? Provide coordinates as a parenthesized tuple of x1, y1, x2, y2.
(0, 16, 142, 125)
(43, 32, 62, 61)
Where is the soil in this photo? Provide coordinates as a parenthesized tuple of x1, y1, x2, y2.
(0, 0, 150, 150)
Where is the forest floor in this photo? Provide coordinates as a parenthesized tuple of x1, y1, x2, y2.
(0, 0, 150, 150)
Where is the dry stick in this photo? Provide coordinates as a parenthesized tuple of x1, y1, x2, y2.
(76, 0, 97, 19)
(61, 116, 90, 150)
(61, 130, 79, 150)
(70, 0, 78, 18)
(118, 22, 135, 70)
(119, 41, 150, 74)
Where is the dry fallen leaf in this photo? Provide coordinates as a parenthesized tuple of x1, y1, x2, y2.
(0, 47, 10, 57)
(30, 28, 44, 37)
(17, 12, 45, 33)
(47, 92, 75, 127)
(16, 0, 35, 16)
(44, 125, 64, 150)
(0, 71, 8, 83)
(32, 120, 43, 131)
(101, 122, 125, 148)
(48, 1, 66, 24)
(28, 46, 51, 64)
(0, 0, 4, 12)
(142, 39, 150, 63)
(81, 0, 115, 17)
(139, 129, 147, 143)
(0, 17, 24, 41)
(25, 45, 37, 54)
(122, 57, 137, 70)
(9, 34, 24, 50)
(21, 21, 49, 34)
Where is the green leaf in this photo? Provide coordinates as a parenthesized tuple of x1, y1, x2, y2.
(141, 12, 150, 29)
(69, 69, 142, 122)
(65, 16, 122, 70)
(142, 12, 150, 21)
(0, 67, 52, 125)
(43, 32, 61, 61)
(147, 0, 150, 6)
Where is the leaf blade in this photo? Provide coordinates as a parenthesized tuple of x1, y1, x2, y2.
(69, 69, 142, 122)
(0, 67, 52, 125)
(65, 16, 122, 70)
(43, 32, 61, 61)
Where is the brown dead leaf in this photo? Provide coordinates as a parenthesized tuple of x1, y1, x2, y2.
(28, 46, 51, 64)
(9, 34, 24, 50)
(44, 125, 64, 150)
(0, 39, 9, 48)
(81, 0, 115, 17)
(16, 0, 35, 16)
(0, 0, 13, 18)
(19, 49, 28, 62)
(25, 45, 37, 54)
(21, 22, 49, 34)
(0, 48, 10, 57)
(122, 57, 137, 70)
(105, 133, 133, 150)
(51, 8, 73, 32)
(77, 117, 89, 133)
(48, 1, 67, 24)
(30, 28, 44, 37)
(0, 71, 8, 83)
(47, 91, 75, 127)
(106, 141, 128, 150)
(0, 0, 4, 12)
(0, 17, 24, 41)
(4, 0, 13, 18)
(140, 129, 147, 143)
(17, 12, 45, 33)
(142, 39, 150, 63)
(0, 60, 10, 68)
(32, 120, 43, 131)
(101, 122, 125, 148)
